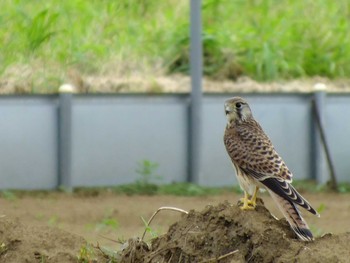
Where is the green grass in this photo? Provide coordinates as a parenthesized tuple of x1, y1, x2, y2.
(1, 0, 350, 92)
(94, 208, 119, 232)
(1, 180, 350, 198)
(112, 182, 240, 196)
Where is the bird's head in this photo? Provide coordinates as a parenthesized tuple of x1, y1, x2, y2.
(224, 97, 252, 125)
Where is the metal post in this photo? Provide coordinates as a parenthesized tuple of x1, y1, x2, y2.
(58, 84, 74, 191)
(312, 83, 327, 184)
(188, 0, 203, 183)
(312, 84, 338, 190)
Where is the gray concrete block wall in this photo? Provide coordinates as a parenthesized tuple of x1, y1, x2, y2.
(0, 93, 348, 189)
(71, 96, 189, 187)
(0, 96, 58, 189)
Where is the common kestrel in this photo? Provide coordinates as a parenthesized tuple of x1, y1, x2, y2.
(223, 97, 319, 241)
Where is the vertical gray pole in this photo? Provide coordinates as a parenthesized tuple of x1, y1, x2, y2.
(313, 84, 327, 184)
(188, 0, 203, 183)
(58, 84, 74, 192)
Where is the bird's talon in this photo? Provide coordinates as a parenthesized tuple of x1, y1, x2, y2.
(238, 198, 256, 208)
(239, 204, 255, 210)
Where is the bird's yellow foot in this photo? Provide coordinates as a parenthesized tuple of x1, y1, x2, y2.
(237, 187, 259, 210)
(238, 197, 256, 210)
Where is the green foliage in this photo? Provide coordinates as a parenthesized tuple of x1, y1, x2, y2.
(291, 180, 327, 193)
(1, 0, 350, 92)
(141, 216, 158, 239)
(96, 218, 118, 231)
(310, 224, 324, 238)
(338, 182, 350, 193)
(95, 209, 119, 231)
(0, 243, 8, 256)
(167, 30, 242, 79)
(159, 182, 222, 196)
(1, 190, 17, 201)
(113, 182, 238, 197)
(47, 215, 59, 226)
(96, 246, 119, 263)
(113, 159, 243, 196)
(316, 203, 326, 214)
(117, 160, 161, 195)
(77, 243, 95, 263)
(292, 180, 350, 194)
(135, 160, 162, 185)
(22, 9, 59, 53)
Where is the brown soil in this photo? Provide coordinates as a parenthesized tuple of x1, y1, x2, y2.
(120, 200, 350, 262)
(0, 217, 106, 262)
(0, 192, 349, 262)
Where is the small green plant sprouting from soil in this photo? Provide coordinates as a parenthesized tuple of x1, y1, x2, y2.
(35, 213, 45, 221)
(316, 203, 326, 214)
(0, 243, 8, 256)
(141, 216, 158, 239)
(95, 209, 119, 232)
(114, 159, 161, 195)
(47, 215, 59, 226)
(136, 159, 162, 185)
(77, 243, 96, 263)
(338, 182, 350, 193)
(1, 190, 17, 201)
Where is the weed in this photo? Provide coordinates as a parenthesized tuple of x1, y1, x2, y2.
(159, 182, 221, 196)
(141, 206, 188, 241)
(338, 182, 350, 193)
(21, 9, 59, 53)
(77, 243, 96, 263)
(136, 160, 161, 184)
(35, 213, 45, 221)
(0, 243, 8, 256)
(316, 203, 326, 214)
(1, 190, 17, 201)
(310, 224, 324, 238)
(291, 180, 327, 193)
(141, 216, 158, 239)
(95, 209, 119, 231)
(95, 245, 119, 262)
(47, 215, 59, 226)
(116, 160, 161, 195)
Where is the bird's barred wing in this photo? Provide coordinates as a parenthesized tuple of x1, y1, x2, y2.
(241, 167, 319, 216)
(245, 142, 293, 183)
(225, 124, 293, 183)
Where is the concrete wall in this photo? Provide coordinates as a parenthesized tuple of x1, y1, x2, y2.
(0, 93, 348, 189)
(0, 96, 58, 189)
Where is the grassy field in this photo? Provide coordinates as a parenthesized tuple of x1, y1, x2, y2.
(1, 0, 350, 92)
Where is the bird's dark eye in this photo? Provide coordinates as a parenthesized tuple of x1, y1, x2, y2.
(236, 102, 242, 109)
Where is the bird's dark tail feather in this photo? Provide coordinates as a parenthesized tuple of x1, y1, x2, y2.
(268, 190, 314, 241)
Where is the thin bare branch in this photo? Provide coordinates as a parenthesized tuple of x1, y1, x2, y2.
(141, 206, 188, 241)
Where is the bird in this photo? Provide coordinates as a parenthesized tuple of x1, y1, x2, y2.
(223, 96, 319, 241)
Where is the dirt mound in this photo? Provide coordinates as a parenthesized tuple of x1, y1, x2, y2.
(0, 217, 105, 263)
(120, 200, 350, 263)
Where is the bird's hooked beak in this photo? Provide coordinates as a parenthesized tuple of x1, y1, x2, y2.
(225, 104, 233, 115)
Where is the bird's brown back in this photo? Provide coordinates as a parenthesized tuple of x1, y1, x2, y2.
(224, 118, 293, 182)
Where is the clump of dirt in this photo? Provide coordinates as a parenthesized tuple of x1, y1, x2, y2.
(120, 200, 350, 263)
(0, 217, 106, 263)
